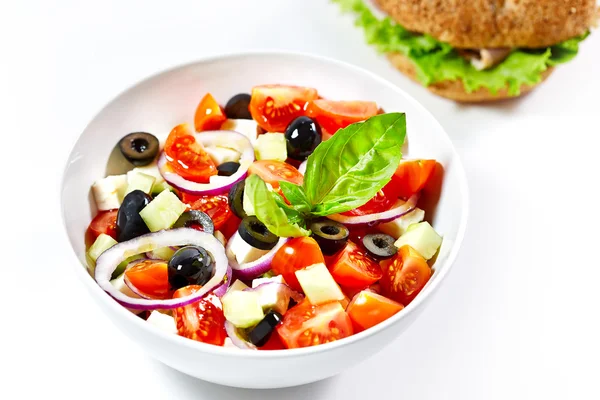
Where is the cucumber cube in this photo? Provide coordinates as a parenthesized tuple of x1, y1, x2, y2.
(139, 190, 187, 232)
(87, 233, 118, 273)
(150, 246, 176, 260)
(378, 208, 425, 239)
(394, 221, 442, 260)
(92, 175, 127, 211)
(151, 181, 174, 196)
(295, 263, 345, 305)
(254, 132, 287, 162)
(126, 170, 156, 195)
(222, 290, 264, 328)
(227, 279, 249, 293)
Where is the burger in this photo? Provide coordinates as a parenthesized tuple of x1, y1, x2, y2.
(334, 0, 597, 102)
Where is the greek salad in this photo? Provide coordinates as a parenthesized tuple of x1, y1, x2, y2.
(86, 84, 443, 350)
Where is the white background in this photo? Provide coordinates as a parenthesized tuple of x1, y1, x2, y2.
(1, 1, 599, 399)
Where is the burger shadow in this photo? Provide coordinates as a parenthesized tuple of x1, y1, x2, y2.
(154, 360, 339, 400)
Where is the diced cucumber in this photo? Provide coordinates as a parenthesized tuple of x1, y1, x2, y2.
(132, 164, 164, 183)
(92, 175, 128, 211)
(205, 146, 241, 165)
(378, 208, 425, 239)
(148, 246, 176, 260)
(254, 132, 287, 162)
(252, 274, 285, 288)
(222, 290, 264, 328)
(139, 190, 187, 232)
(147, 311, 177, 334)
(87, 234, 118, 273)
(225, 232, 269, 265)
(394, 221, 442, 260)
(295, 263, 345, 305)
(125, 170, 156, 195)
(151, 180, 174, 196)
(227, 279, 249, 293)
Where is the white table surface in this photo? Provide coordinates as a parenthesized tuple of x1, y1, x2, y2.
(2, 1, 599, 399)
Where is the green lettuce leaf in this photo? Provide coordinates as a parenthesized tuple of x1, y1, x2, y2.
(303, 113, 406, 216)
(333, 0, 589, 95)
(245, 175, 310, 237)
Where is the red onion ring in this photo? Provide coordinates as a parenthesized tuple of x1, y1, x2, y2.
(158, 129, 254, 196)
(95, 228, 227, 310)
(243, 282, 304, 315)
(213, 264, 233, 298)
(298, 160, 307, 175)
(225, 232, 289, 280)
(327, 194, 420, 227)
(224, 320, 257, 350)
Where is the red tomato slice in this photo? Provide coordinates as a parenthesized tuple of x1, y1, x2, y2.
(184, 194, 231, 231)
(393, 159, 437, 199)
(276, 300, 353, 349)
(173, 286, 227, 346)
(258, 333, 286, 351)
(164, 123, 217, 184)
(346, 290, 404, 332)
(341, 184, 400, 216)
(249, 85, 318, 132)
(194, 93, 227, 132)
(86, 210, 118, 246)
(271, 237, 325, 291)
(124, 260, 170, 299)
(307, 100, 378, 134)
(328, 241, 383, 289)
(380, 245, 431, 305)
(248, 160, 303, 189)
(219, 214, 241, 240)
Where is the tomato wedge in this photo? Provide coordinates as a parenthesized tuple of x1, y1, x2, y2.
(277, 300, 353, 349)
(346, 290, 404, 332)
(393, 159, 437, 199)
(307, 100, 378, 134)
(380, 245, 431, 305)
(271, 237, 325, 291)
(194, 93, 227, 132)
(173, 286, 227, 346)
(164, 124, 217, 184)
(328, 241, 383, 289)
(250, 85, 318, 132)
(124, 260, 170, 299)
(181, 193, 231, 231)
(248, 160, 303, 189)
(341, 184, 400, 216)
(86, 210, 118, 245)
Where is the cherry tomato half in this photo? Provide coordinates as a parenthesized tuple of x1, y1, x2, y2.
(249, 85, 318, 132)
(271, 237, 325, 291)
(248, 160, 303, 189)
(328, 241, 383, 289)
(393, 159, 437, 199)
(164, 124, 217, 184)
(183, 194, 232, 231)
(124, 260, 170, 299)
(307, 100, 378, 134)
(346, 290, 404, 333)
(194, 93, 227, 132)
(173, 286, 227, 346)
(276, 300, 353, 349)
(86, 210, 118, 246)
(380, 245, 431, 305)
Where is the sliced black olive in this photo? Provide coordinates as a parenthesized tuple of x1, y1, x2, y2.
(285, 116, 322, 161)
(116, 190, 152, 242)
(362, 233, 397, 259)
(248, 311, 283, 347)
(118, 132, 159, 166)
(310, 220, 349, 256)
(228, 180, 246, 219)
(224, 93, 252, 119)
(217, 161, 240, 177)
(168, 246, 214, 290)
(172, 210, 214, 234)
(238, 216, 278, 250)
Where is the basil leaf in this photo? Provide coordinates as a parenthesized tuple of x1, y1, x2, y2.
(272, 193, 305, 226)
(279, 181, 311, 215)
(245, 175, 310, 237)
(303, 112, 406, 216)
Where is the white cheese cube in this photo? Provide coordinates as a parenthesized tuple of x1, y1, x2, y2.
(378, 208, 425, 239)
(205, 146, 241, 165)
(227, 279, 249, 293)
(252, 275, 285, 288)
(220, 119, 259, 143)
(226, 233, 270, 265)
(92, 175, 127, 211)
(295, 263, 345, 305)
(147, 311, 178, 334)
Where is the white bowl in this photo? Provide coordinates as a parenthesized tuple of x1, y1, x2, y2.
(60, 51, 469, 389)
